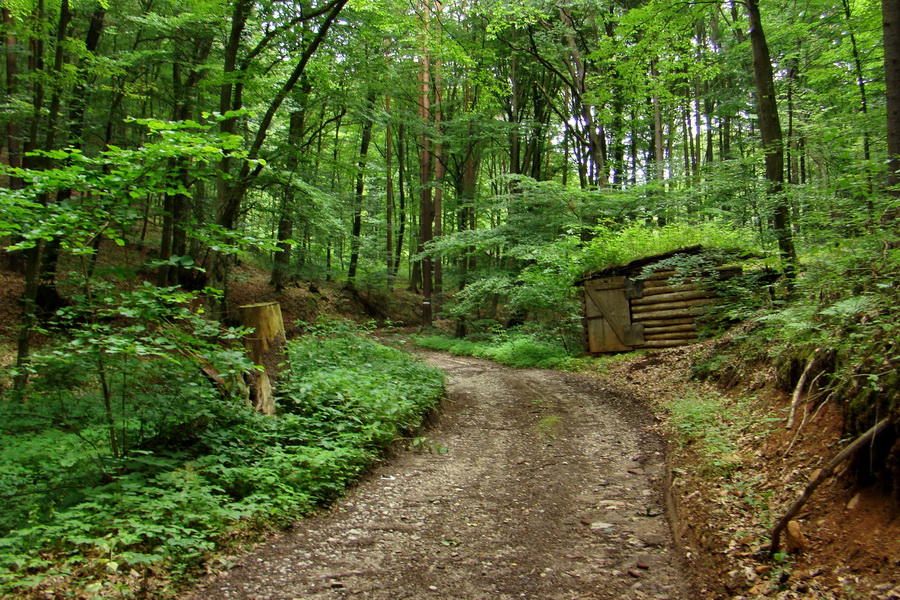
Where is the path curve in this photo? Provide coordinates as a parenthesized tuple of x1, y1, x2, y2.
(185, 353, 689, 600)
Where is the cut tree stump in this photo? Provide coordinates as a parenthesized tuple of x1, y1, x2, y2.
(239, 302, 286, 415)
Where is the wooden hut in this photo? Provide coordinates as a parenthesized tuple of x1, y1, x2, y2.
(577, 246, 739, 354)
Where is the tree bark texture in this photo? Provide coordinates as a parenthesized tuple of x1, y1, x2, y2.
(238, 302, 286, 415)
(884, 0, 900, 196)
(747, 0, 797, 271)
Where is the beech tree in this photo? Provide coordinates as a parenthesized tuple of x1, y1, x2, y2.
(747, 0, 797, 272)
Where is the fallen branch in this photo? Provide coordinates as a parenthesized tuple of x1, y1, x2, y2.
(786, 355, 817, 430)
(770, 417, 892, 556)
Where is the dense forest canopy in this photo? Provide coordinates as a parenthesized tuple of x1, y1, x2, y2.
(0, 0, 892, 302)
(0, 0, 896, 389)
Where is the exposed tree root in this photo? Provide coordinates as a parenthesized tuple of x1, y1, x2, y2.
(770, 417, 892, 556)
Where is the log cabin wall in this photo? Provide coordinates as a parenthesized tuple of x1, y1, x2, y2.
(579, 249, 739, 354)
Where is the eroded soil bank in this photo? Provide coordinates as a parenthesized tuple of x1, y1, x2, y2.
(184, 352, 690, 600)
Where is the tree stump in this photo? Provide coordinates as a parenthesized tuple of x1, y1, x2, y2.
(238, 302, 286, 415)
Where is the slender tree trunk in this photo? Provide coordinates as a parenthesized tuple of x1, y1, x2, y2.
(432, 56, 444, 313)
(787, 54, 800, 186)
(883, 0, 900, 200)
(385, 95, 394, 282)
(748, 0, 797, 272)
(13, 242, 42, 392)
(14, 0, 74, 385)
(395, 123, 407, 276)
(455, 82, 479, 338)
(3, 9, 22, 188)
(418, 48, 433, 325)
(559, 8, 607, 187)
(347, 92, 376, 286)
(651, 61, 665, 181)
(209, 0, 347, 319)
(272, 195, 294, 291)
(272, 86, 311, 291)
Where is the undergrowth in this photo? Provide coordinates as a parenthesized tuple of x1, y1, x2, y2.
(691, 232, 900, 436)
(668, 392, 778, 477)
(0, 318, 443, 598)
(413, 331, 583, 370)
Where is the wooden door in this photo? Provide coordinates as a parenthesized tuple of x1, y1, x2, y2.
(583, 276, 644, 353)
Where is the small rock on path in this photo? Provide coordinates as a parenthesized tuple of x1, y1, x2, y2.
(184, 353, 690, 599)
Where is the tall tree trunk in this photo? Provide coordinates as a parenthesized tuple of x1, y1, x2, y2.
(786, 54, 800, 186)
(385, 95, 394, 282)
(651, 61, 665, 181)
(748, 0, 797, 273)
(208, 0, 347, 319)
(395, 123, 407, 277)
(272, 81, 311, 291)
(883, 0, 900, 201)
(432, 56, 444, 314)
(159, 32, 213, 287)
(455, 82, 479, 338)
(840, 0, 874, 215)
(3, 9, 22, 189)
(418, 47, 433, 325)
(559, 8, 607, 187)
(347, 92, 376, 286)
(14, 0, 74, 388)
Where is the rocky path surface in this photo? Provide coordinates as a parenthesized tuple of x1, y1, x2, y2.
(185, 353, 690, 600)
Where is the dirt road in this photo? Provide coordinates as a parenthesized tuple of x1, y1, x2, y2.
(186, 353, 690, 600)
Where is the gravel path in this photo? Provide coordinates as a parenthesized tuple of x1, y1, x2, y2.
(184, 353, 690, 600)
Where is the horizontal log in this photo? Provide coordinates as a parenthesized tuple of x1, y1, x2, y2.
(639, 269, 677, 281)
(632, 307, 704, 321)
(632, 289, 713, 306)
(642, 324, 697, 334)
(631, 297, 714, 314)
(645, 331, 698, 341)
(642, 277, 683, 288)
(639, 339, 697, 348)
(634, 317, 696, 327)
(585, 276, 626, 292)
(639, 283, 701, 296)
(641, 265, 742, 287)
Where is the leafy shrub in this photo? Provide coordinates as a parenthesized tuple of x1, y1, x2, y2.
(750, 233, 900, 425)
(0, 318, 444, 597)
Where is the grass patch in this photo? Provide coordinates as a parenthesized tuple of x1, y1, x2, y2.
(668, 392, 777, 476)
(535, 415, 562, 439)
(414, 332, 576, 370)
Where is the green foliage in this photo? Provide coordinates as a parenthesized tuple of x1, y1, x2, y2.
(279, 318, 445, 452)
(750, 231, 900, 425)
(581, 221, 757, 273)
(668, 392, 776, 476)
(0, 318, 444, 597)
(414, 331, 575, 370)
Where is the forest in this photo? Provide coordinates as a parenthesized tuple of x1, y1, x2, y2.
(0, 0, 898, 595)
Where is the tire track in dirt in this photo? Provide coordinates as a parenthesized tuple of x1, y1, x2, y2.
(184, 353, 690, 600)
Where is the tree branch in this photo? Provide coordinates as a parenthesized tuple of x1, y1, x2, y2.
(769, 418, 892, 555)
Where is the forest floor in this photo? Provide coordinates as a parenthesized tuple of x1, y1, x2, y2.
(183, 350, 689, 600)
(594, 344, 900, 600)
